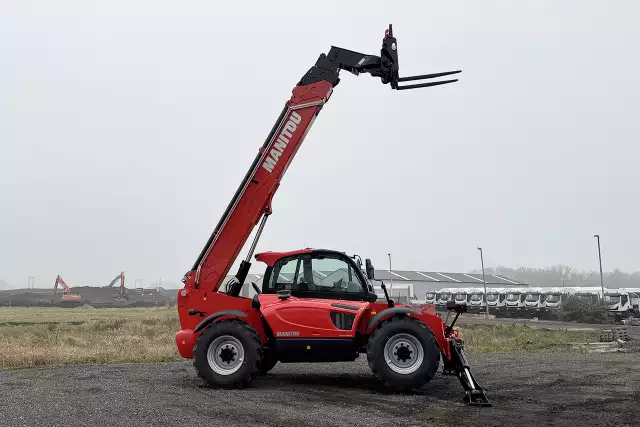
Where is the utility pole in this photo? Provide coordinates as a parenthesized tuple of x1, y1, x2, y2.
(593, 234, 605, 300)
(388, 253, 393, 298)
(477, 247, 488, 319)
(559, 278, 564, 323)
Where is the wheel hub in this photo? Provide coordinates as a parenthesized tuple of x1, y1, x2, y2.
(384, 333, 424, 375)
(395, 343, 413, 363)
(219, 345, 237, 364)
(207, 335, 245, 375)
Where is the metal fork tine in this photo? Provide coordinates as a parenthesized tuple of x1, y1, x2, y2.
(397, 70, 462, 83)
(396, 79, 459, 90)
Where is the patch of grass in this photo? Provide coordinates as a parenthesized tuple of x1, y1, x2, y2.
(0, 307, 180, 369)
(0, 307, 600, 370)
(458, 323, 599, 353)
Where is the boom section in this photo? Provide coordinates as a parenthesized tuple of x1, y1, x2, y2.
(185, 82, 334, 292)
(182, 24, 460, 294)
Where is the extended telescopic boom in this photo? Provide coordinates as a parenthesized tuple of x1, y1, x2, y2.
(182, 25, 460, 294)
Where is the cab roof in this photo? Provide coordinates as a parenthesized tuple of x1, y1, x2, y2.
(254, 248, 347, 266)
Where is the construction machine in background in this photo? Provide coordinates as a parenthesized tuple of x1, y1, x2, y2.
(174, 25, 490, 406)
(105, 271, 127, 299)
(52, 275, 81, 301)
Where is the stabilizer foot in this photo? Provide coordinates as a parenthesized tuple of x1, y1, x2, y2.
(445, 337, 492, 407)
(464, 389, 492, 407)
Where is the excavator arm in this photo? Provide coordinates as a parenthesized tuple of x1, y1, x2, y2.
(52, 275, 70, 297)
(106, 272, 125, 295)
(182, 25, 460, 295)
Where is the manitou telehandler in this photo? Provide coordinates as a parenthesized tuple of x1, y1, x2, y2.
(175, 25, 490, 406)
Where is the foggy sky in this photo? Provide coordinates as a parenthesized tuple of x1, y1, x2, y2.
(1, 1, 639, 288)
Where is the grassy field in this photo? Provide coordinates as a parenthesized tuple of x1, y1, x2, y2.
(0, 307, 180, 369)
(0, 307, 598, 369)
(458, 323, 598, 353)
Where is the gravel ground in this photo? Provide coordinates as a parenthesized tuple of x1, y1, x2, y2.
(1, 351, 639, 427)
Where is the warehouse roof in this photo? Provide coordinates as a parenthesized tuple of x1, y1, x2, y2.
(371, 270, 522, 286)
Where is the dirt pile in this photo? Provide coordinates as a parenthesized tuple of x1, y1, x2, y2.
(0, 287, 176, 308)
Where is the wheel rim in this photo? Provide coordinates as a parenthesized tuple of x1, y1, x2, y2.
(384, 333, 424, 375)
(207, 335, 245, 375)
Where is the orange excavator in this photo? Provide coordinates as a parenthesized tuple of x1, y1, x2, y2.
(52, 275, 81, 301)
(105, 271, 126, 298)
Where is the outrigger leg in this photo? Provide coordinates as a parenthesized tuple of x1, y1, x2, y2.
(443, 337, 492, 407)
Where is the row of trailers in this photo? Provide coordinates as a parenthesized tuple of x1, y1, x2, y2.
(378, 284, 640, 321)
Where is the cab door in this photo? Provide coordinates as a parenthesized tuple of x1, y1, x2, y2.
(259, 251, 372, 362)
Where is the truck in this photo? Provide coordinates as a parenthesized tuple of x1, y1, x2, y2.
(437, 288, 457, 310)
(466, 288, 486, 314)
(523, 287, 546, 318)
(486, 288, 506, 317)
(604, 290, 640, 321)
(542, 287, 564, 319)
(173, 26, 490, 406)
(424, 291, 438, 305)
(504, 288, 527, 318)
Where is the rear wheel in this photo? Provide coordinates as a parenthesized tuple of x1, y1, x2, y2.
(193, 320, 263, 388)
(366, 317, 440, 390)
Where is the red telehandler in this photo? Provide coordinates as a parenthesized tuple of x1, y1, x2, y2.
(176, 25, 490, 406)
(52, 275, 81, 301)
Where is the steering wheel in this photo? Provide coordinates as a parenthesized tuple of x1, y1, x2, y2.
(331, 278, 344, 290)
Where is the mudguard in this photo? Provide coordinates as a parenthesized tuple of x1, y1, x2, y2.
(193, 310, 248, 334)
(366, 306, 423, 330)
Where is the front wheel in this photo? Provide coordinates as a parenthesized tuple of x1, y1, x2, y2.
(193, 320, 263, 388)
(366, 317, 440, 390)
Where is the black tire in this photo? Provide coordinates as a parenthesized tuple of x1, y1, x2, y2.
(259, 347, 278, 375)
(193, 319, 263, 388)
(366, 317, 440, 390)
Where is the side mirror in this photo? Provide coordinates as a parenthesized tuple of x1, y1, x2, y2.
(365, 259, 375, 280)
(446, 300, 468, 314)
(366, 293, 378, 303)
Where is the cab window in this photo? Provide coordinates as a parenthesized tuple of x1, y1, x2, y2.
(264, 253, 365, 297)
(311, 255, 364, 294)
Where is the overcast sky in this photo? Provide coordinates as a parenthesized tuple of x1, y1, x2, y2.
(1, 1, 639, 288)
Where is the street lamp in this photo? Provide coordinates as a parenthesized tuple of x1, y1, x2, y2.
(593, 234, 605, 300)
(387, 253, 393, 295)
(477, 247, 488, 319)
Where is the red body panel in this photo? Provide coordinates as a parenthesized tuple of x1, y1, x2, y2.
(176, 289, 266, 359)
(258, 295, 369, 338)
(176, 288, 455, 363)
(255, 249, 313, 267)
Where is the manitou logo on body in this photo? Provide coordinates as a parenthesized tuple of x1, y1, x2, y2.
(261, 111, 302, 173)
(276, 331, 300, 337)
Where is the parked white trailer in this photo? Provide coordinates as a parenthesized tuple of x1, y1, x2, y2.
(373, 283, 413, 305)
